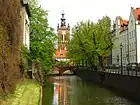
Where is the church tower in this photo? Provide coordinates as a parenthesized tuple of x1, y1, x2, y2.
(55, 11, 70, 61)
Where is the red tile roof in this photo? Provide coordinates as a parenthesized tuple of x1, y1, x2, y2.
(133, 8, 140, 24)
(120, 20, 128, 32)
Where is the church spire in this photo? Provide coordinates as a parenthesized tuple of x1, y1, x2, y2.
(61, 10, 66, 27)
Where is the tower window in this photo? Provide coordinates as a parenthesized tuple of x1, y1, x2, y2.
(61, 35, 63, 41)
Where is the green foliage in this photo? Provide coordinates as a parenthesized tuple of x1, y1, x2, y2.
(21, 45, 30, 60)
(20, 45, 30, 74)
(29, 0, 56, 76)
(55, 61, 69, 66)
(68, 16, 114, 69)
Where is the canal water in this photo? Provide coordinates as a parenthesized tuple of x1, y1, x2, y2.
(42, 76, 138, 105)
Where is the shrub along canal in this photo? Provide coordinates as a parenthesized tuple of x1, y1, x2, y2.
(42, 76, 138, 105)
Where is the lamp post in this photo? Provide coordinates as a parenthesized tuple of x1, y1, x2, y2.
(120, 43, 123, 74)
(117, 55, 119, 73)
(117, 55, 119, 65)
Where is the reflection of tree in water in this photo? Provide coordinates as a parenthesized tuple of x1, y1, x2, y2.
(69, 77, 137, 105)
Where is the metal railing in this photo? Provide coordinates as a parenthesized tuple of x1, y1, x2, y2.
(76, 65, 140, 77)
(104, 66, 140, 77)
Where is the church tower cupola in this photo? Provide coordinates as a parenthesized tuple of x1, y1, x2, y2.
(61, 11, 66, 27)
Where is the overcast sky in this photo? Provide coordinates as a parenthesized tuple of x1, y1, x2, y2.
(39, 0, 140, 32)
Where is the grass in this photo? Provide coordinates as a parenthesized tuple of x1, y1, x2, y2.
(0, 79, 41, 105)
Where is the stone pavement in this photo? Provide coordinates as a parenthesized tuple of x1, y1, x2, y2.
(0, 79, 41, 105)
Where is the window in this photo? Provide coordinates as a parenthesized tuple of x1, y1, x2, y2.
(130, 44, 132, 51)
(132, 43, 133, 51)
(131, 20, 133, 26)
(134, 55, 136, 61)
(133, 30, 135, 37)
(133, 56, 135, 61)
(132, 56, 133, 61)
(129, 56, 131, 62)
(132, 43, 134, 50)
(126, 34, 128, 40)
(124, 45, 126, 52)
(126, 45, 128, 52)
(129, 32, 131, 39)
(134, 42, 136, 50)
(124, 34, 125, 40)
(131, 43, 132, 51)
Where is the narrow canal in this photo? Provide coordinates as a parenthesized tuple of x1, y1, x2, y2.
(42, 76, 138, 105)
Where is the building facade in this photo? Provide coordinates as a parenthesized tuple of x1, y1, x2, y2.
(55, 12, 70, 61)
(119, 20, 129, 65)
(20, 0, 31, 49)
(112, 7, 140, 65)
(112, 16, 125, 65)
(128, 7, 140, 64)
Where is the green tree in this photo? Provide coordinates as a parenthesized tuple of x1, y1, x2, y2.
(68, 16, 114, 70)
(93, 16, 114, 70)
(29, 0, 56, 77)
(67, 21, 97, 69)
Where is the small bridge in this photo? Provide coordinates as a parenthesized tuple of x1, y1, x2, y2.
(53, 65, 77, 75)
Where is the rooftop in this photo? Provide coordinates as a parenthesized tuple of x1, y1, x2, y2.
(133, 8, 140, 24)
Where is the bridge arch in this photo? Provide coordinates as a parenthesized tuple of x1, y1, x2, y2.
(53, 65, 77, 75)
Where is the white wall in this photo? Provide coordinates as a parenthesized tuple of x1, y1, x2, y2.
(112, 17, 121, 65)
(119, 29, 128, 65)
(128, 8, 137, 63)
(136, 24, 140, 63)
(21, 7, 30, 49)
(112, 8, 140, 65)
(25, 11, 30, 49)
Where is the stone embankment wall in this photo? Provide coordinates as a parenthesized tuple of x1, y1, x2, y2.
(76, 70, 140, 102)
(0, 0, 22, 95)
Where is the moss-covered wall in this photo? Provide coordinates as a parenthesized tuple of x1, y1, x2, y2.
(0, 0, 22, 95)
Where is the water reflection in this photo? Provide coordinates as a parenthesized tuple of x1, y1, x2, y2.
(46, 76, 137, 105)
(52, 76, 69, 105)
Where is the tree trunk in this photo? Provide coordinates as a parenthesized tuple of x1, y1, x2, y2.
(98, 56, 105, 71)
